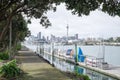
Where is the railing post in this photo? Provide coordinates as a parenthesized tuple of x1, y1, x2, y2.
(51, 42, 54, 65)
(39, 43, 41, 55)
(75, 44, 78, 63)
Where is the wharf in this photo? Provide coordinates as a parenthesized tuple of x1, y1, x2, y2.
(43, 51, 120, 80)
(78, 62, 120, 80)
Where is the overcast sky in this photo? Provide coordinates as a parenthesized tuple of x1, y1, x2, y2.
(28, 4, 120, 39)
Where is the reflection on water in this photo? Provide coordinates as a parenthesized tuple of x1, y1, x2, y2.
(43, 53, 117, 80)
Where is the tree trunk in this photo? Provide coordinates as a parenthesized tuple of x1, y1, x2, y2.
(0, 42, 5, 51)
(0, 15, 12, 42)
(12, 38, 18, 58)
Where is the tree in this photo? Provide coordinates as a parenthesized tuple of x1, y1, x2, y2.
(116, 37, 120, 42)
(64, 0, 120, 17)
(12, 14, 30, 44)
(108, 37, 114, 42)
(0, 0, 57, 51)
(0, 0, 120, 50)
(0, 0, 57, 43)
(0, 14, 30, 51)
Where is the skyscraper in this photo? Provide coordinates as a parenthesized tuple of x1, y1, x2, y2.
(75, 34, 78, 40)
(37, 32, 41, 39)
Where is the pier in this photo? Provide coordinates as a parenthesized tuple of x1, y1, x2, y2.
(25, 43, 120, 80)
(40, 48, 120, 80)
(78, 62, 120, 80)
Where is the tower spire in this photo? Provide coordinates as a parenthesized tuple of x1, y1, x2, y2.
(66, 24, 69, 41)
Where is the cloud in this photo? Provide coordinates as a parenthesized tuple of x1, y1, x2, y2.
(28, 3, 120, 38)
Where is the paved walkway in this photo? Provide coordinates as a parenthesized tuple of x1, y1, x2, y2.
(16, 48, 72, 80)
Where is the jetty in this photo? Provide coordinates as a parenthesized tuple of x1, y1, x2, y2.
(41, 50, 120, 80)
(24, 44, 120, 80)
(78, 62, 120, 80)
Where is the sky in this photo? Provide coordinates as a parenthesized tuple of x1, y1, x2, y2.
(28, 3, 120, 39)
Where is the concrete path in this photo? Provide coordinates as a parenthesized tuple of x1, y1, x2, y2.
(16, 48, 72, 80)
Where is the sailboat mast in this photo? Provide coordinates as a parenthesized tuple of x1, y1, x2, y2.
(102, 38, 105, 62)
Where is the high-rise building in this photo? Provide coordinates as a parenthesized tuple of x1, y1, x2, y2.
(37, 32, 41, 39)
(75, 34, 78, 40)
(47, 36, 49, 41)
(50, 34, 55, 42)
(42, 36, 46, 40)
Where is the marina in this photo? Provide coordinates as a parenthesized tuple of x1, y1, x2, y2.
(24, 43, 120, 80)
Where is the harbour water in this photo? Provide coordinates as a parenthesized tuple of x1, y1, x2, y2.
(25, 44, 120, 66)
(80, 45, 120, 66)
(24, 43, 120, 80)
(57, 45, 120, 66)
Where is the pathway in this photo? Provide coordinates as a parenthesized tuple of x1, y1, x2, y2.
(16, 47, 72, 80)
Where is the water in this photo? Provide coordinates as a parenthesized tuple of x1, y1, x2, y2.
(79, 45, 120, 66)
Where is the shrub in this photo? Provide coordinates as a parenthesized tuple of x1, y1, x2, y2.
(74, 72, 90, 80)
(0, 59, 22, 79)
(0, 51, 9, 60)
(77, 74, 90, 80)
(16, 43, 22, 50)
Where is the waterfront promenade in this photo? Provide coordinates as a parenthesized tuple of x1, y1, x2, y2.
(16, 47, 72, 80)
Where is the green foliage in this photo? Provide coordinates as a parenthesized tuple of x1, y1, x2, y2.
(1, 0, 120, 51)
(0, 50, 9, 60)
(16, 43, 22, 51)
(12, 14, 30, 42)
(64, 0, 120, 17)
(74, 67, 90, 80)
(108, 37, 114, 42)
(0, 0, 56, 27)
(0, 59, 22, 79)
(0, 14, 30, 50)
(116, 37, 120, 42)
(74, 72, 90, 80)
(65, 0, 99, 16)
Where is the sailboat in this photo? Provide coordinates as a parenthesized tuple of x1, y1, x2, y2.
(74, 47, 85, 62)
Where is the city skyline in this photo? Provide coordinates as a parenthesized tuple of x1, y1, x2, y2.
(28, 31, 120, 46)
(28, 3, 120, 39)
